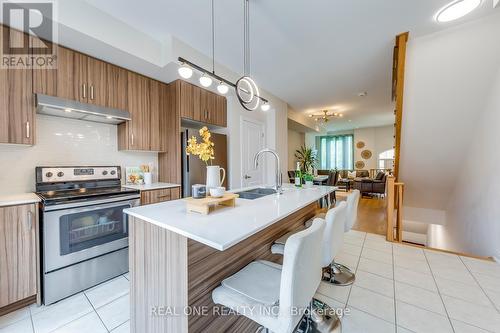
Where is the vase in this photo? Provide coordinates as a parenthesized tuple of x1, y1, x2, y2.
(143, 172, 152, 185)
(206, 165, 226, 191)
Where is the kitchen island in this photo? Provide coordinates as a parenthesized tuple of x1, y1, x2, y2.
(124, 184, 335, 333)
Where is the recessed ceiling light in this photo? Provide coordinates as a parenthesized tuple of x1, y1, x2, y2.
(436, 0, 481, 23)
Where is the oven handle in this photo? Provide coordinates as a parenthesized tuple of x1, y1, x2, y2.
(43, 197, 140, 216)
(43, 194, 140, 212)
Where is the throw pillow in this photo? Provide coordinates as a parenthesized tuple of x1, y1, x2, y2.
(375, 171, 385, 180)
(347, 171, 356, 179)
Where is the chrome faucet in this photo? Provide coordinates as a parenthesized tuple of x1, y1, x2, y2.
(254, 148, 283, 194)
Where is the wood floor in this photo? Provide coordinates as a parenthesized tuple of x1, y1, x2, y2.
(336, 191, 387, 236)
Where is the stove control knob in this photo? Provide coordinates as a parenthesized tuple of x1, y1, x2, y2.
(110, 170, 116, 175)
(45, 172, 53, 178)
(57, 172, 64, 177)
(102, 171, 108, 176)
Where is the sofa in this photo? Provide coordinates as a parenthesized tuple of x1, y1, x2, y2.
(353, 171, 387, 196)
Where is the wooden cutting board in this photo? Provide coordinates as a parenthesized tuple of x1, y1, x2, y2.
(184, 193, 239, 215)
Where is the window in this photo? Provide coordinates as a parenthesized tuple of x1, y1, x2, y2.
(378, 149, 395, 169)
(316, 135, 354, 170)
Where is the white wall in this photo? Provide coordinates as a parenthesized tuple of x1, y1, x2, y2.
(287, 129, 305, 170)
(444, 67, 500, 259)
(0, 115, 157, 194)
(400, 12, 500, 210)
(400, 13, 500, 257)
(354, 126, 393, 170)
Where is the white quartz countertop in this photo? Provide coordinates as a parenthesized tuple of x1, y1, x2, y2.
(122, 182, 181, 191)
(0, 193, 40, 207)
(124, 184, 335, 251)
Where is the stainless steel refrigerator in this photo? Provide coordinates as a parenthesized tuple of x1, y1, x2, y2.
(181, 128, 228, 198)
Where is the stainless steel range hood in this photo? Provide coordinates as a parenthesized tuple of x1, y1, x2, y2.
(36, 94, 131, 125)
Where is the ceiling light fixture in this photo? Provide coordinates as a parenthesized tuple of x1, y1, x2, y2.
(176, 0, 270, 112)
(178, 63, 193, 79)
(436, 0, 481, 22)
(217, 81, 229, 94)
(308, 110, 343, 123)
(261, 102, 270, 111)
(199, 73, 213, 87)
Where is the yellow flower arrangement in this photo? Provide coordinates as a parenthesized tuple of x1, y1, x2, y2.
(185, 127, 215, 165)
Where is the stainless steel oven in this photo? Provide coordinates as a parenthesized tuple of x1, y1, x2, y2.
(43, 195, 139, 272)
(36, 166, 140, 304)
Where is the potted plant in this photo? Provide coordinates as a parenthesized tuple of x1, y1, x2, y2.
(294, 145, 318, 174)
(303, 173, 314, 188)
(186, 127, 226, 192)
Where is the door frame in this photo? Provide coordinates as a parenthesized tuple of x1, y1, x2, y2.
(239, 116, 266, 188)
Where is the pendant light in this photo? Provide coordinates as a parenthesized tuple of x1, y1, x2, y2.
(176, 0, 272, 111)
(260, 102, 270, 111)
(217, 81, 229, 94)
(178, 63, 193, 79)
(199, 74, 213, 87)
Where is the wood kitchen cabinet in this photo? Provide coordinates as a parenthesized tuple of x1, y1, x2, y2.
(106, 64, 128, 110)
(33, 45, 109, 107)
(118, 73, 165, 152)
(0, 25, 35, 145)
(0, 204, 38, 310)
(176, 80, 227, 127)
(140, 187, 181, 205)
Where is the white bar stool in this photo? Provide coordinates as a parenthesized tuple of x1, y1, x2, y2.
(212, 220, 328, 333)
(329, 190, 360, 285)
(272, 202, 349, 286)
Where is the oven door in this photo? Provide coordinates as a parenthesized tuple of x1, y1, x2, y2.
(43, 195, 140, 273)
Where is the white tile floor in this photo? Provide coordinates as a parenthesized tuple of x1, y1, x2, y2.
(1, 231, 500, 333)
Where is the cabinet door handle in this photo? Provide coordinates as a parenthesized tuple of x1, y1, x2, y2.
(90, 85, 94, 100)
(82, 83, 87, 99)
(157, 195, 171, 199)
(27, 211, 33, 230)
(26, 121, 30, 138)
(131, 133, 134, 146)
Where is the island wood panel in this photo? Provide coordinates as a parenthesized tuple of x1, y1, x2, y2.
(158, 82, 182, 184)
(129, 216, 188, 333)
(187, 202, 319, 332)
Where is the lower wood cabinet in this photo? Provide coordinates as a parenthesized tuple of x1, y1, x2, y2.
(140, 187, 181, 205)
(0, 204, 38, 309)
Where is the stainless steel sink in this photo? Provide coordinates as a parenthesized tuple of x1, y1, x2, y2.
(235, 188, 277, 200)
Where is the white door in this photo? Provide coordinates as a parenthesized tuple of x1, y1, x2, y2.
(241, 118, 265, 187)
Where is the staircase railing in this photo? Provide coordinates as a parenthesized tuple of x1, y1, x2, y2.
(387, 176, 405, 242)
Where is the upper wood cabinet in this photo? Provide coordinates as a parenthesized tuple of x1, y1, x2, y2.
(177, 80, 227, 127)
(0, 26, 35, 145)
(33, 46, 109, 108)
(0, 203, 38, 308)
(106, 64, 128, 110)
(118, 73, 165, 152)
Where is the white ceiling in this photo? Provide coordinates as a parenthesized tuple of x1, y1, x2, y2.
(84, 0, 497, 131)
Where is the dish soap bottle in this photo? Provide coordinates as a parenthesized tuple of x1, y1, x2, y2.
(295, 162, 302, 188)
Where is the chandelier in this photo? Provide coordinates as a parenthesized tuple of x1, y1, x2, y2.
(309, 110, 343, 123)
(177, 0, 270, 112)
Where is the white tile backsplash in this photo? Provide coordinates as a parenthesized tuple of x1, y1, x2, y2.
(0, 115, 158, 195)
